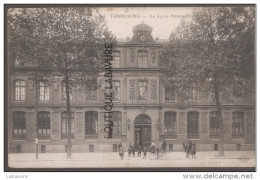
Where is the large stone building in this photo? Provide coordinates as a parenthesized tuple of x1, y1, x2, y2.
(8, 23, 255, 153)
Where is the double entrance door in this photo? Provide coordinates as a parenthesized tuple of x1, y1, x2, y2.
(134, 125, 151, 149)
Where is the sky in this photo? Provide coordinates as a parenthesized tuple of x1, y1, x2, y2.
(98, 7, 195, 39)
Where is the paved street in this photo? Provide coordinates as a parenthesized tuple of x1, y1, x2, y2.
(8, 151, 255, 168)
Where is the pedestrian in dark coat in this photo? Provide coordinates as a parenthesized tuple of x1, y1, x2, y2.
(188, 140, 192, 152)
(128, 143, 132, 157)
(143, 146, 147, 159)
(156, 145, 160, 159)
(191, 144, 196, 159)
(185, 144, 190, 158)
(132, 146, 136, 158)
(183, 142, 187, 152)
(162, 140, 167, 153)
(186, 140, 192, 158)
(138, 144, 142, 157)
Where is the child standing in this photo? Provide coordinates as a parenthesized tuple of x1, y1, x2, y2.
(119, 146, 124, 160)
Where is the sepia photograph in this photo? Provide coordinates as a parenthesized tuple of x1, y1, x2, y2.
(5, 4, 256, 171)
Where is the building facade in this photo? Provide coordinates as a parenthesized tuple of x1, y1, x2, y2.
(8, 23, 255, 153)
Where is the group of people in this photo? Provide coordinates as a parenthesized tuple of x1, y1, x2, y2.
(183, 140, 196, 159)
(127, 143, 148, 159)
(119, 140, 197, 160)
(117, 140, 168, 160)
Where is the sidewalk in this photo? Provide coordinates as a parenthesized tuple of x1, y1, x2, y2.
(8, 151, 255, 168)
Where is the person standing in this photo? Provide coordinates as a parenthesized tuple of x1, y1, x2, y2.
(183, 142, 187, 152)
(118, 142, 122, 151)
(162, 140, 167, 153)
(186, 140, 192, 158)
(143, 146, 147, 159)
(128, 143, 132, 157)
(191, 144, 196, 159)
(156, 145, 160, 159)
(138, 144, 142, 157)
(119, 146, 124, 160)
(151, 141, 156, 153)
(132, 146, 136, 158)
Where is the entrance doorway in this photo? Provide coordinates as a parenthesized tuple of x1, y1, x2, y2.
(134, 114, 151, 149)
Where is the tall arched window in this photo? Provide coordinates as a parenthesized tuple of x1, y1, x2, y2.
(14, 80, 25, 101)
(112, 51, 120, 68)
(112, 111, 122, 135)
(85, 111, 98, 135)
(164, 112, 177, 136)
(38, 111, 50, 138)
(232, 111, 244, 138)
(209, 111, 219, 138)
(61, 112, 75, 138)
(138, 80, 148, 101)
(187, 111, 199, 139)
(138, 50, 148, 67)
(13, 111, 26, 140)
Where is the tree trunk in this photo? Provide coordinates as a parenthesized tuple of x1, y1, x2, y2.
(213, 73, 225, 156)
(65, 69, 72, 159)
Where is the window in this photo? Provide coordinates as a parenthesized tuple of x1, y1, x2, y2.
(61, 112, 75, 137)
(112, 80, 120, 101)
(85, 111, 98, 135)
(187, 112, 199, 139)
(112, 51, 120, 68)
(13, 111, 26, 139)
(39, 81, 49, 101)
(214, 144, 218, 151)
(38, 111, 50, 136)
(113, 144, 118, 152)
(189, 89, 197, 101)
(233, 86, 242, 101)
(112, 111, 122, 135)
(138, 50, 148, 67)
(14, 80, 25, 101)
(62, 81, 72, 101)
(15, 59, 21, 67)
(86, 87, 97, 101)
(16, 145, 21, 153)
(210, 111, 219, 138)
(165, 85, 175, 102)
(169, 144, 173, 151)
(89, 145, 94, 152)
(86, 80, 97, 101)
(210, 89, 216, 102)
(164, 112, 177, 135)
(41, 145, 46, 153)
(138, 80, 148, 101)
(232, 112, 244, 137)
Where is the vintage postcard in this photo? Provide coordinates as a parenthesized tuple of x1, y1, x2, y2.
(5, 5, 255, 171)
